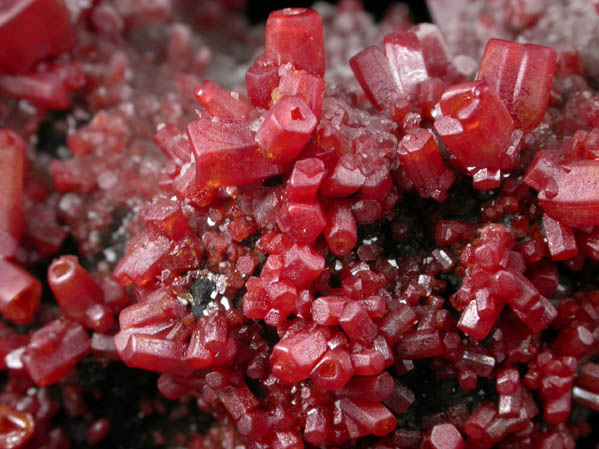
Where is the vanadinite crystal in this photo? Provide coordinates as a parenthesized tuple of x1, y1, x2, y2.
(2, 0, 599, 448)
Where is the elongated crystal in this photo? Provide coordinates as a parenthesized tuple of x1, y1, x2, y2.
(48, 255, 114, 332)
(477, 39, 556, 132)
(264, 8, 325, 77)
(434, 81, 521, 189)
(0, 130, 24, 258)
(22, 318, 90, 387)
(256, 95, 317, 164)
(350, 46, 402, 112)
(188, 118, 288, 189)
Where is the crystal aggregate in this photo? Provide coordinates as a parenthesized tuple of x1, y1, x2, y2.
(0, 0, 599, 448)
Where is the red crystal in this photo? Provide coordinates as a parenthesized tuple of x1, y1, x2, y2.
(572, 386, 599, 411)
(304, 406, 329, 446)
(256, 95, 317, 164)
(383, 31, 429, 100)
(477, 39, 556, 132)
(310, 348, 354, 390)
(195, 80, 251, 122)
(0, 130, 24, 258)
(3, 3, 599, 449)
(412, 23, 451, 79)
(351, 347, 386, 376)
(118, 333, 191, 375)
(395, 329, 444, 359)
(338, 399, 397, 437)
(338, 372, 394, 402)
(245, 55, 280, 110)
(429, 423, 465, 449)
(525, 158, 599, 227)
(554, 324, 594, 357)
(312, 295, 347, 326)
(48, 255, 114, 332)
(577, 363, 599, 394)
(264, 8, 325, 78)
(0, 0, 73, 73)
(118, 289, 186, 331)
(153, 124, 192, 164)
(113, 232, 174, 287)
(541, 213, 578, 261)
(457, 300, 499, 340)
(350, 46, 401, 113)
(285, 158, 325, 203)
(277, 67, 326, 120)
(141, 195, 190, 241)
(324, 201, 357, 257)
(276, 200, 326, 244)
(270, 329, 328, 382)
(0, 405, 35, 449)
(339, 302, 378, 345)
(279, 244, 325, 289)
(398, 128, 455, 202)
(113, 0, 171, 30)
(188, 117, 289, 189)
(434, 81, 521, 189)
(0, 70, 71, 109)
(87, 418, 110, 445)
(383, 380, 415, 416)
(0, 258, 41, 325)
(320, 153, 366, 197)
(496, 368, 520, 395)
(22, 318, 90, 387)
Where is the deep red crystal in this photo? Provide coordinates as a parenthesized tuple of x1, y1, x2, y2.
(434, 81, 521, 189)
(398, 128, 455, 202)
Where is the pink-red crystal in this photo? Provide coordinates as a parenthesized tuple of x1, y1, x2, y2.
(48, 255, 114, 332)
(264, 8, 325, 78)
(0, 0, 73, 74)
(429, 423, 465, 449)
(22, 318, 90, 387)
(0, 130, 24, 258)
(188, 118, 288, 189)
(256, 95, 317, 164)
(477, 39, 556, 132)
(350, 46, 402, 113)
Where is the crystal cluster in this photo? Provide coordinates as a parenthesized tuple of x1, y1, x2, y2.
(1, 0, 599, 448)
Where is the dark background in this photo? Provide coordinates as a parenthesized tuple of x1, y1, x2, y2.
(245, 0, 432, 24)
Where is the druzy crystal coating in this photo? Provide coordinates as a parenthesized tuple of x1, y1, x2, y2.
(2, 0, 599, 448)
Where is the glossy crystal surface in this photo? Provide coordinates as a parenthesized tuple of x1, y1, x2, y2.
(434, 81, 520, 188)
(1, 2, 599, 448)
(477, 39, 556, 132)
